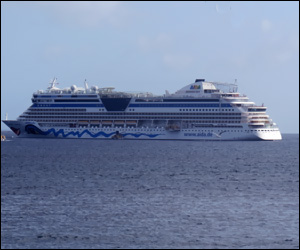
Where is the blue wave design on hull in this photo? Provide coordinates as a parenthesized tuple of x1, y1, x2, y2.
(25, 125, 163, 139)
(122, 133, 162, 138)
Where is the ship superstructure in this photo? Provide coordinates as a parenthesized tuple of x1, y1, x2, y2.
(2, 78, 282, 140)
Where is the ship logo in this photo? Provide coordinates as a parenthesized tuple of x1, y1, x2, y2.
(190, 85, 201, 89)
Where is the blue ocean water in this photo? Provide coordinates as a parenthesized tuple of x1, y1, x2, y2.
(1, 132, 299, 249)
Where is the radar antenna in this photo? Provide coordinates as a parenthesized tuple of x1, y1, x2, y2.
(48, 77, 58, 89)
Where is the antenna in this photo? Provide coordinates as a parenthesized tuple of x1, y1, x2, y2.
(5, 113, 8, 120)
(49, 77, 58, 89)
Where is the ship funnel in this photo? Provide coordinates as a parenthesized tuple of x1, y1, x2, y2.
(84, 79, 89, 91)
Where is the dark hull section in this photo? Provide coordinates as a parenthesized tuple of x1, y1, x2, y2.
(101, 98, 131, 111)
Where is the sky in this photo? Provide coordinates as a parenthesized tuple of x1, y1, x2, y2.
(1, 1, 299, 133)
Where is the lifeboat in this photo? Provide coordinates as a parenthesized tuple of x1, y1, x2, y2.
(90, 120, 100, 124)
(102, 120, 113, 125)
(126, 120, 138, 124)
(114, 120, 125, 125)
(165, 124, 181, 132)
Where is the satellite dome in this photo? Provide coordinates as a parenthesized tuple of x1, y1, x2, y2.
(91, 86, 99, 92)
(70, 85, 77, 92)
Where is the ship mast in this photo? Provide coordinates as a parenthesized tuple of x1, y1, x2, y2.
(48, 77, 58, 89)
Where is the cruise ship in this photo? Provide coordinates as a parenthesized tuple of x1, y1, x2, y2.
(2, 78, 282, 140)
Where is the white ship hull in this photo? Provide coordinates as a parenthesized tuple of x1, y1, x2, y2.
(2, 121, 282, 141)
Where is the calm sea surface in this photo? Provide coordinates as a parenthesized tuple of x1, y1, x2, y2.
(1, 132, 299, 249)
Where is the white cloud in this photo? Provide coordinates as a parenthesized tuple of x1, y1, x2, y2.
(155, 33, 172, 46)
(43, 45, 66, 59)
(137, 34, 193, 70)
(230, 55, 248, 68)
(275, 50, 293, 64)
(138, 33, 172, 52)
(215, 2, 231, 14)
(163, 53, 193, 70)
(274, 35, 298, 64)
(41, 1, 126, 27)
(261, 19, 272, 32)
